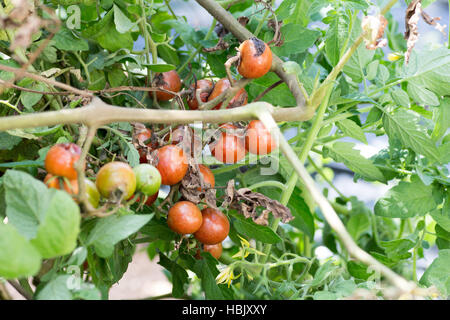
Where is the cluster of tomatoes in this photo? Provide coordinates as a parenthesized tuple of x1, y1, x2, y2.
(42, 38, 276, 261)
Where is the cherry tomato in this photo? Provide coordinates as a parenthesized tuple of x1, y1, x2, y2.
(85, 178, 101, 208)
(156, 145, 188, 185)
(210, 132, 247, 164)
(44, 174, 100, 208)
(136, 128, 157, 163)
(95, 161, 136, 200)
(245, 120, 277, 155)
(167, 201, 203, 234)
(207, 78, 248, 110)
(151, 70, 182, 101)
(194, 207, 230, 245)
(237, 38, 272, 79)
(44, 173, 78, 195)
(198, 164, 215, 191)
(145, 190, 159, 206)
(195, 242, 223, 260)
(45, 143, 82, 180)
(187, 79, 214, 110)
(133, 163, 161, 196)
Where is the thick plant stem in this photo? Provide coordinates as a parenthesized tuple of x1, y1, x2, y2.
(255, 109, 416, 295)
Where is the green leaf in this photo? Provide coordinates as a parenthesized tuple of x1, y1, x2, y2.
(52, 28, 89, 51)
(0, 132, 22, 150)
(113, 4, 137, 33)
(365, 60, 379, 81)
(287, 187, 314, 238)
(107, 67, 127, 88)
(248, 72, 296, 107)
(311, 260, 337, 287)
(30, 190, 80, 259)
(383, 108, 440, 162)
(270, 24, 320, 57)
(158, 252, 189, 298)
(232, 214, 281, 244)
(347, 213, 370, 240)
(391, 88, 410, 107)
(0, 223, 41, 279)
(432, 97, 450, 141)
(140, 218, 175, 241)
(380, 237, 416, 261)
(431, 192, 450, 232)
(325, 12, 349, 66)
(420, 249, 450, 298)
(35, 275, 73, 300)
(404, 48, 450, 105)
(20, 82, 47, 110)
(143, 63, 176, 72)
(322, 141, 385, 182)
(3, 170, 51, 239)
(375, 176, 437, 218)
(336, 119, 367, 144)
(86, 214, 152, 258)
(192, 254, 228, 300)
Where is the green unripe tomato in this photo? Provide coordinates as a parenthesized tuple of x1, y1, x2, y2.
(85, 178, 100, 208)
(133, 164, 162, 196)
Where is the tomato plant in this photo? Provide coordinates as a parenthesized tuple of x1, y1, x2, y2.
(0, 0, 449, 303)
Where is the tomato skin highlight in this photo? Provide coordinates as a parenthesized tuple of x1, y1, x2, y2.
(237, 38, 272, 79)
(194, 207, 230, 245)
(133, 164, 161, 196)
(167, 201, 203, 234)
(207, 78, 248, 110)
(151, 70, 182, 101)
(95, 161, 137, 200)
(196, 242, 223, 260)
(210, 132, 247, 164)
(245, 120, 277, 155)
(156, 145, 188, 185)
(198, 164, 215, 191)
(45, 143, 82, 180)
(187, 79, 214, 110)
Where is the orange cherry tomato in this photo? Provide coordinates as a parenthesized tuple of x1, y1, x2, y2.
(237, 38, 272, 79)
(207, 78, 247, 110)
(195, 242, 223, 260)
(194, 207, 230, 245)
(156, 145, 188, 185)
(245, 120, 277, 155)
(45, 143, 82, 180)
(187, 79, 214, 110)
(151, 70, 182, 101)
(198, 164, 215, 191)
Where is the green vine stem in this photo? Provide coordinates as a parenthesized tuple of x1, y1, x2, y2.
(255, 108, 417, 295)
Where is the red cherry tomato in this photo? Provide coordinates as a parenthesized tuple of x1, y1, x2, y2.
(195, 242, 223, 260)
(136, 128, 157, 163)
(95, 161, 136, 200)
(245, 120, 277, 155)
(237, 38, 272, 79)
(194, 207, 230, 245)
(151, 70, 182, 101)
(207, 78, 248, 110)
(187, 79, 214, 110)
(210, 132, 247, 164)
(167, 201, 203, 234)
(45, 143, 82, 180)
(156, 145, 188, 185)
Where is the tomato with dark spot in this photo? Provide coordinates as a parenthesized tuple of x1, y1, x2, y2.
(210, 131, 247, 164)
(198, 164, 215, 191)
(207, 78, 247, 110)
(187, 79, 214, 110)
(95, 161, 136, 200)
(238, 38, 272, 79)
(167, 201, 203, 234)
(156, 145, 188, 185)
(195, 242, 223, 260)
(245, 120, 277, 155)
(194, 207, 230, 245)
(151, 70, 181, 101)
(45, 143, 82, 180)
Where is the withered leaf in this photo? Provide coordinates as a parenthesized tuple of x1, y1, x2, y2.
(223, 180, 293, 226)
(179, 160, 217, 208)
